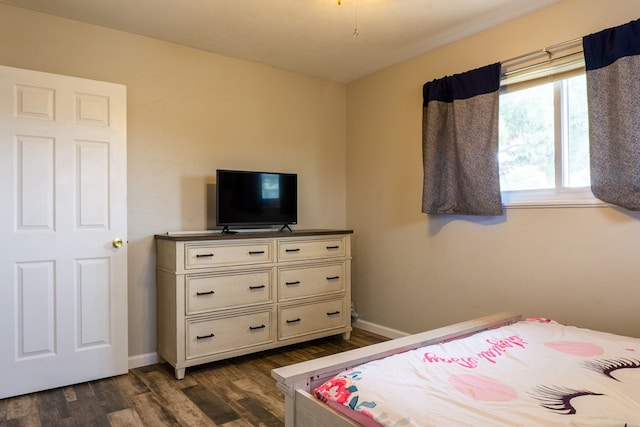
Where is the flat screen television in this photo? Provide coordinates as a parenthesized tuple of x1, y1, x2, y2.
(216, 169, 297, 231)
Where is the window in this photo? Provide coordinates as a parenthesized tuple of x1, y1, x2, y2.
(498, 62, 603, 208)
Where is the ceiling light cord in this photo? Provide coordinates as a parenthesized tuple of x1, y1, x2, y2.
(337, 0, 359, 37)
(353, 0, 359, 37)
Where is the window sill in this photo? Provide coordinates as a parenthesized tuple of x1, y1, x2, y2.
(501, 188, 609, 209)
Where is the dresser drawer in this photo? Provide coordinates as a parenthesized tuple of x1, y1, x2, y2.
(186, 269, 274, 314)
(185, 241, 273, 269)
(279, 298, 347, 340)
(278, 237, 345, 262)
(186, 310, 274, 359)
(278, 263, 345, 301)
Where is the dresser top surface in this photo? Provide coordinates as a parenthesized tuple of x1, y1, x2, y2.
(155, 229, 353, 242)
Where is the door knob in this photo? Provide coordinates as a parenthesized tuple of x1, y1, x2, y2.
(112, 238, 124, 249)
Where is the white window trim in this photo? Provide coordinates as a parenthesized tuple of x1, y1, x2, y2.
(502, 187, 609, 209)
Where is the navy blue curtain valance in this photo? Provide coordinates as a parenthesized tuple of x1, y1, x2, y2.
(583, 18, 640, 71)
(583, 19, 640, 211)
(422, 63, 503, 216)
(423, 63, 501, 104)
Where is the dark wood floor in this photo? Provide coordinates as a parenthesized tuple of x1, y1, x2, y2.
(0, 328, 387, 427)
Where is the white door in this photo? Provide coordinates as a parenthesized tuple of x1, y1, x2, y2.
(0, 65, 127, 399)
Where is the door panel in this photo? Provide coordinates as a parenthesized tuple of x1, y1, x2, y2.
(77, 257, 111, 347)
(77, 140, 110, 229)
(17, 135, 55, 230)
(0, 65, 127, 399)
(17, 261, 56, 357)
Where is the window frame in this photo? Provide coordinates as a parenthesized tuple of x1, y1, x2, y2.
(499, 56, 606, 209)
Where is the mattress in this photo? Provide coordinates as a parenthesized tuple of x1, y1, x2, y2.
(314, 318, 640, 426)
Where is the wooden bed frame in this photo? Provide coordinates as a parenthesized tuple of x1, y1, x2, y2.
(271, 311, 523, 427)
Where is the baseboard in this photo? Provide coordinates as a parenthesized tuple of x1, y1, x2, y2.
(128, 352, 161, 370)
(352, 319, 409, 339)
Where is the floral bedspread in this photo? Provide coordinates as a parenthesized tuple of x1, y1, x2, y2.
(314, 319, 640, 426)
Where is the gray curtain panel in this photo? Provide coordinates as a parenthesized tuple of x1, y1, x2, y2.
(422, 63, 502, 215)
(583, 19, 640, 211)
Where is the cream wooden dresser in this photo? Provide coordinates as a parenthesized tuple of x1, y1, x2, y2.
(155, 229, 353, 379)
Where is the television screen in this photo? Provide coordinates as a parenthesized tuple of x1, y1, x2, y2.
(216, 169, 297, 228)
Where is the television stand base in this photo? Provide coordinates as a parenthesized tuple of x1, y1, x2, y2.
(221, 226, 238, 234)
(279, 224, 293, 232)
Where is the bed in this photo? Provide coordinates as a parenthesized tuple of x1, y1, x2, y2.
(271, 312, 640, 426)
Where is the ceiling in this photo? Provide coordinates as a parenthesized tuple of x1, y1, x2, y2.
(1, 0, 562, 82)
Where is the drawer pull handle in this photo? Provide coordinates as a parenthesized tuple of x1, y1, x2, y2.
(196, 333, 214, 340)
(285, 281, 301, 286)
(196, 253, 214, 258)
(249, 324, 266, 330)
(196, 290, 215, 296)
(326, 276, 340, 280)
(249, 285, 265, 290)
(285, 248, 300, 253)
(249, 250, 265, 255)
(326, 311, 341, 316)
(326, 245, 340, 250)
(286, 318, 301, 324)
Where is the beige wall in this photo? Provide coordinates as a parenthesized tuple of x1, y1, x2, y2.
(346, 0, 640, 338)
(2, 0, 639, 364)
(0, 5, 347, 359)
